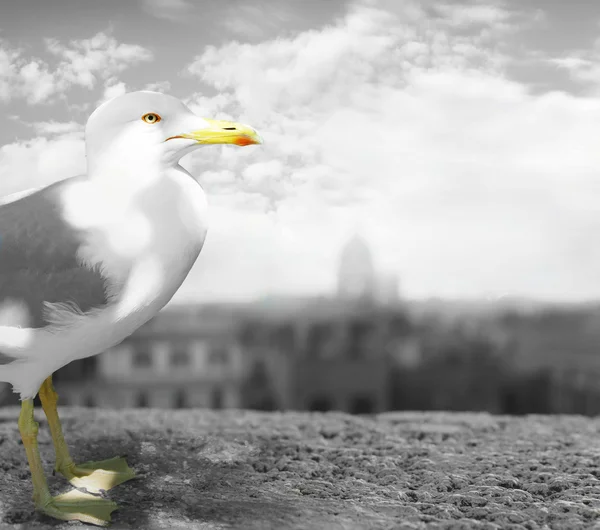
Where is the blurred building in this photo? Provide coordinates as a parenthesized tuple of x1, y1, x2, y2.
(390, 318, 513, 413)
(45, 231, 412, 412)
(498, 307, 600, 415)
(240, 302, 415, 413)
(337, 234, 399, 306)
(2, 234, 567, 416)
(53, 306, 244, 409)
(337, 234, 377, 301)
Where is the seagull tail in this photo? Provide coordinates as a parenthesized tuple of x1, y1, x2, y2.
(0, 327, 43, 397)
(0, 326, 36, 359)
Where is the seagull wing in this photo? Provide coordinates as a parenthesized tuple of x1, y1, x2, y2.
(0, 177, 109, 330)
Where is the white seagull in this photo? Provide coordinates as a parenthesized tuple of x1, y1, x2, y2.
(0, 91, 261, 525)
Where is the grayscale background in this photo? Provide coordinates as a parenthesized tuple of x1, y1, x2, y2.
(1, 0, 598, 416)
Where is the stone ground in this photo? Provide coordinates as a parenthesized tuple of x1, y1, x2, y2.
(0, 409, 600, 529)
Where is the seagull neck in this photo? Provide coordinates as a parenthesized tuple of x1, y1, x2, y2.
(87, 145, 165, 191)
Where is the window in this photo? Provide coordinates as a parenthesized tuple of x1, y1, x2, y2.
(132, 347, 152, 368)
(308, 396, 332, 412)
(170, 343, 190, 367)
(174, 390, 187, 409)
(347, 320, 370, 359)
(306, 324, 327, 359)
(350, 395, 375, 415)
(239, 322, 258, 346)
(81, 357, 98, 378)
(211, 387, 224, 409)
(273, 324, 295, 351)
(208, 345, 229, 366)
(388, 313, 410, 336)
(135, 392, 149, 408)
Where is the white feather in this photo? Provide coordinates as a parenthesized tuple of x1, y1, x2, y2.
(0, 92, 217, 399)
(0, 185, 49, 206)
(0, 167, 208, 399)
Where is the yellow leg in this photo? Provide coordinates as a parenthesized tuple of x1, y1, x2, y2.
(18, 398, 118, 526)
(39, 377, 135, 494)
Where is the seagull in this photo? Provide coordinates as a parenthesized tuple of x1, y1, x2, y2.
(0, 91, 261, 525)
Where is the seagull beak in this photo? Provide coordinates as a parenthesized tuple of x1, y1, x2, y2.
(167, 118, 263, 146)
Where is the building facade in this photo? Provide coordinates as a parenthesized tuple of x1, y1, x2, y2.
(337, 233, 399, 305)
(53, 306, 245, 409)
(239, 303, 414, 414)
(0, 235, 415, 412)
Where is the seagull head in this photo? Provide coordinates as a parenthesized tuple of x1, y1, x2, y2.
(85, 91, 262, 175)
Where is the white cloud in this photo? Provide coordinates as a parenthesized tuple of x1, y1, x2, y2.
(0, 44, 23, 102)
(47, 32, 152, 91)
(140, 0, 193, 22)
(435, 3, 512, 28)
(18, 61, 57, 104)
(0, 32, 152, 104)
(144, 80, 172, 93)
(0, 132, 85, 197)
(98, 80, 128, 105)
(2, 1, 599, 303)
(547, 37, 600, 93)
(178, 0, 600, 302)
(0, 32, 152, 198)
(221, 4, 293, 39)
(550, 56, 591, 71)
(30, 121, 83, 136)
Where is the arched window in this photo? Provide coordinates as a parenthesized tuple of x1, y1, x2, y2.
(135, 392, 149, 408)
(211, 387, 224, 409)
(170, 343, 190, 367)
(306, 324, 327, 359)
(132, 349, 152, 368)
(349, 395, 374, 415)
(174, 390, 187, 409)
(347, 320, 370, 359)
(81, 357, 98, 378)
(208, 345, 229, 366)
(308, 396, 332, 412)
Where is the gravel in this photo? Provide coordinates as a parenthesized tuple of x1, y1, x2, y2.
(0, 407, 599, 529)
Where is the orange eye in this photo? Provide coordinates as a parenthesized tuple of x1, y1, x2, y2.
(142, 113, 161, 124)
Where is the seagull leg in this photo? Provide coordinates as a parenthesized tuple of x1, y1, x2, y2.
(39, 376, 136, 494)
(18, 398, 118, 526)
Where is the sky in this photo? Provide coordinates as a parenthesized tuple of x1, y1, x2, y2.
(2, 0, 600, 304)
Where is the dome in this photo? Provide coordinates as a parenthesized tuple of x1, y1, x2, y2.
(337, 234, 376, 300)
(340, 234, 372, 264)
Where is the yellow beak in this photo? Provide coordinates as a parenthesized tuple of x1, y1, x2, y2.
(167, 118, 262, 146)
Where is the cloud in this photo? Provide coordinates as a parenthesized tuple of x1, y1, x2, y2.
(0, 132, 85, 197)
(0, 32, 152, 104)
(221, 4, 294, 40)
(177, 0, 600, 302)
(46, 32, 152, 92)
(30, 121, 83, 136)
(550, 56, 591, 72)
(98, 79, 128, 105)
(140, 0, 193, 22)
(548, 40, 600, 93)
(2, 0, 599, 303)
(435, 3, 512, 28)
(144, 80, 172, 93)
(0, 44, 25, 102)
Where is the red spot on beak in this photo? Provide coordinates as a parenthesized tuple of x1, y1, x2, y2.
(234, 136, 255, 146)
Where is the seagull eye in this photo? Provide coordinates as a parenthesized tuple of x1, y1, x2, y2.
(142, 113, 161, 124)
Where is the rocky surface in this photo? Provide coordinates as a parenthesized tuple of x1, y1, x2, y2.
(0, 408, 599, 529)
